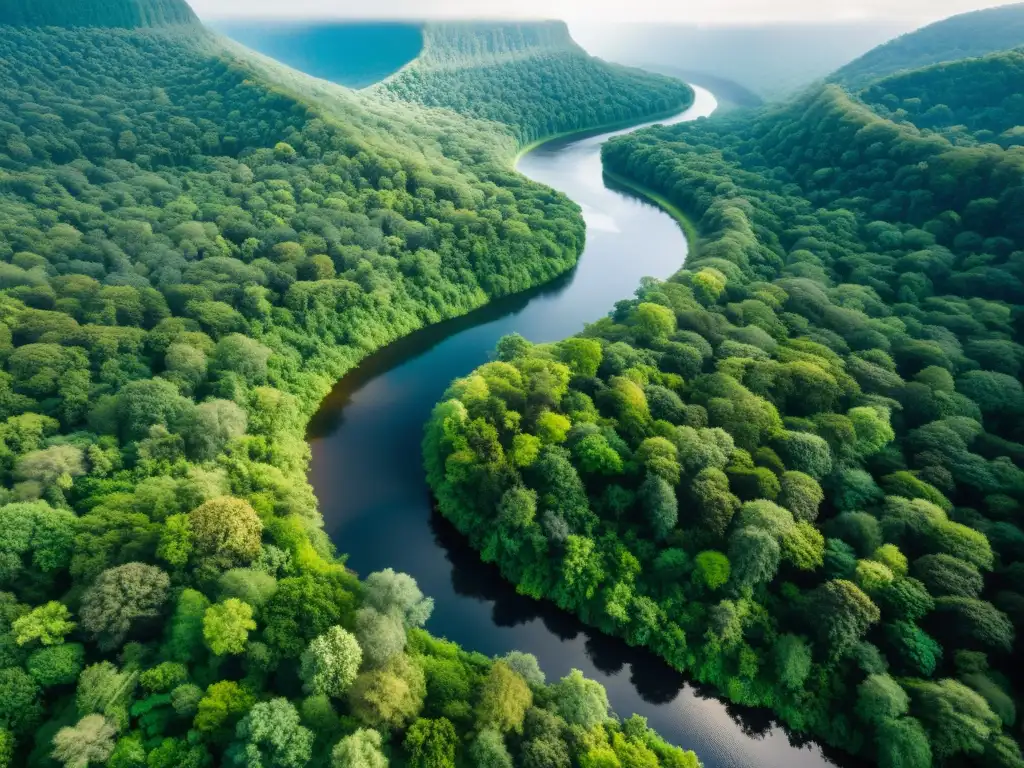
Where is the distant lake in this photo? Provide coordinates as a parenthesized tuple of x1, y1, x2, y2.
(211, 21, 422, 88)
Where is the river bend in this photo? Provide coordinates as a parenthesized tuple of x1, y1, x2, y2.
(309, 86, 839, 768)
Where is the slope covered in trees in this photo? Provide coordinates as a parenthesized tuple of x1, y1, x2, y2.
(831, 2, 1024, 89)
(0, 4, 706, 767)
(0, 0, 198, 28)
(377, 22, 695, 144)
(860, 48, 1024, 147)
(426, 77, 1024, 768)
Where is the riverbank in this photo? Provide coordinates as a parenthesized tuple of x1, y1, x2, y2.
(602, 168, 701, 257)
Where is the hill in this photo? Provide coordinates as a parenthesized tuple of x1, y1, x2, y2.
(0, 0, 198, 27)
(860, 48, 1024, 146)
(832, 2, 1024, 89)
(376, 21, 694, 144)
(427, 74, 1024, 768)
(0, 8, 704, 768)
(571, 21, 912, 101)
(212, 21, 423, 89)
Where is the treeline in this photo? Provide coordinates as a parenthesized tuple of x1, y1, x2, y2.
(831, 2, 1024, 89)
(0, 12, 707, 768)
(861, 48, 1024, 147)
(426, 79, 1024, 768)
(377, 23, 694, 145)
(0, 0, 199, 28)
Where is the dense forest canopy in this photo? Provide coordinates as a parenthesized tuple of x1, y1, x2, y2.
(831, 2, 1024, 89)
(0, 3, 704, 766)
(860, 48, 1024, 147)
(376, 22, 695, 144)
(212, 21, 424, 90)
(0, 0, 198, 28)
(427, 56, 1024, 768)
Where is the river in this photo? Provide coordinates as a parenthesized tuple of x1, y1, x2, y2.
(308, 86, 839, 768)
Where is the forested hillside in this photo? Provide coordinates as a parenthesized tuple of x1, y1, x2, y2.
(831, 2, 1024, 89)
(377, 22, 694, 144)
(0, 0, 198, 28)
(0, 3, 704, 766)
(860, 48, 1024, 147)
(427, 75, 1024, 768)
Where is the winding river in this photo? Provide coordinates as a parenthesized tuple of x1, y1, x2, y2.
(308, 86, 839, 768)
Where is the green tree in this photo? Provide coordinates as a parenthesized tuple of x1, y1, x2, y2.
(331, 728, 388, 768)
(229, 698, 313, 768)
(552, 669, 608, 729)
(300, 626, 362, 699)
(80, 563, 170, 650)
(203, 599, 256, 656)
(475, 661, 532, 733)
(12, 601, 75, 646)
(51, 714, 116, 768)
(403, 717, 457, 768)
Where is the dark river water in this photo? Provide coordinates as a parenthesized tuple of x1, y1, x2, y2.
(308, 86, 839, 768)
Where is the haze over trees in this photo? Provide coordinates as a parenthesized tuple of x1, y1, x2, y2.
(831, 2, 1024, 89)
(427, 33, 1024, 768)
(0, 0, 702, 764)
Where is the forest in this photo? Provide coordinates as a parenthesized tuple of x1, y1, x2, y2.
(830, 2, 1024, 89)
(0, 3, 704, 766)
(377, 23, 694, 145)
(860, 48, 1024, 147)
(426, 53, 1024, 768)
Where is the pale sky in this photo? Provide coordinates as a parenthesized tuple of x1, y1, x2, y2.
(193, 0, 1011, 24)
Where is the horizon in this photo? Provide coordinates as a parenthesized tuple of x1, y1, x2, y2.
(191, 0, 1016, 24)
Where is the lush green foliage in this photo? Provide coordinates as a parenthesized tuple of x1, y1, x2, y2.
(427, 74, 1024, 767)
(861, 48, 1024, 147)
(0, 0, 198, 28)
(0, 5, 701, 766)
(378, 22, 694, 144)
(831, 2, 1024, 89)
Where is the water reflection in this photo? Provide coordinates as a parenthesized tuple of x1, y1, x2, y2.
(310, 87, 848, 768)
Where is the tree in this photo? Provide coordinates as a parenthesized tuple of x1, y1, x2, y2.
(229, 699, 313, 768)
(552, 669, 608, 729)
(194, 681, 256, 735)
(0, 667, 42, 735)
(470, 729, 513, 768)
(691, 467, 739, 536)
(348, 654, 425, 731)
(856, 674, 909, 725)
(189, 497, 263, 566)
(362, 569, 434, 629)
(210, 334, 272, 384)
(500, 652, 545, 686)
(875, 717, 932, 768)
(805, 579, 881, 656)
(80, 563, 170, 650)
(184, 399, 247, 461)
(12, 601, 75, 646)
(27, 643, 85, 687)
(475, 661, 532, 733)
(356, 608, 407, 668)
(404, 717, 457, 768)
(778, 471, 824, 522)
(301, 626, 362, 699)
(913, 554, 983, 598)
(331, 728, 388, 768)
(774, 634, 812, 691)
(930, 597, 1014, 653)
(693, 551, 730, 591)
(639, 473, 677, 540)
(728, 527, 780, 588)
(51, 714, 116, 768)
(907, 679, 1001, 760)
(203, 599, 256, 656)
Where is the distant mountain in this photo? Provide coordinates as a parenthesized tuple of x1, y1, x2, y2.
(571, 21, 913, 101)
(212, 21, 423, 89)
(859, 47, 1024, 146)
(0, 0, 198, 27)
(832, 2, 1024, 89)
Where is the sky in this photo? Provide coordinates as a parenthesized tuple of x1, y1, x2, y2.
(192, 0, 1011, 24)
